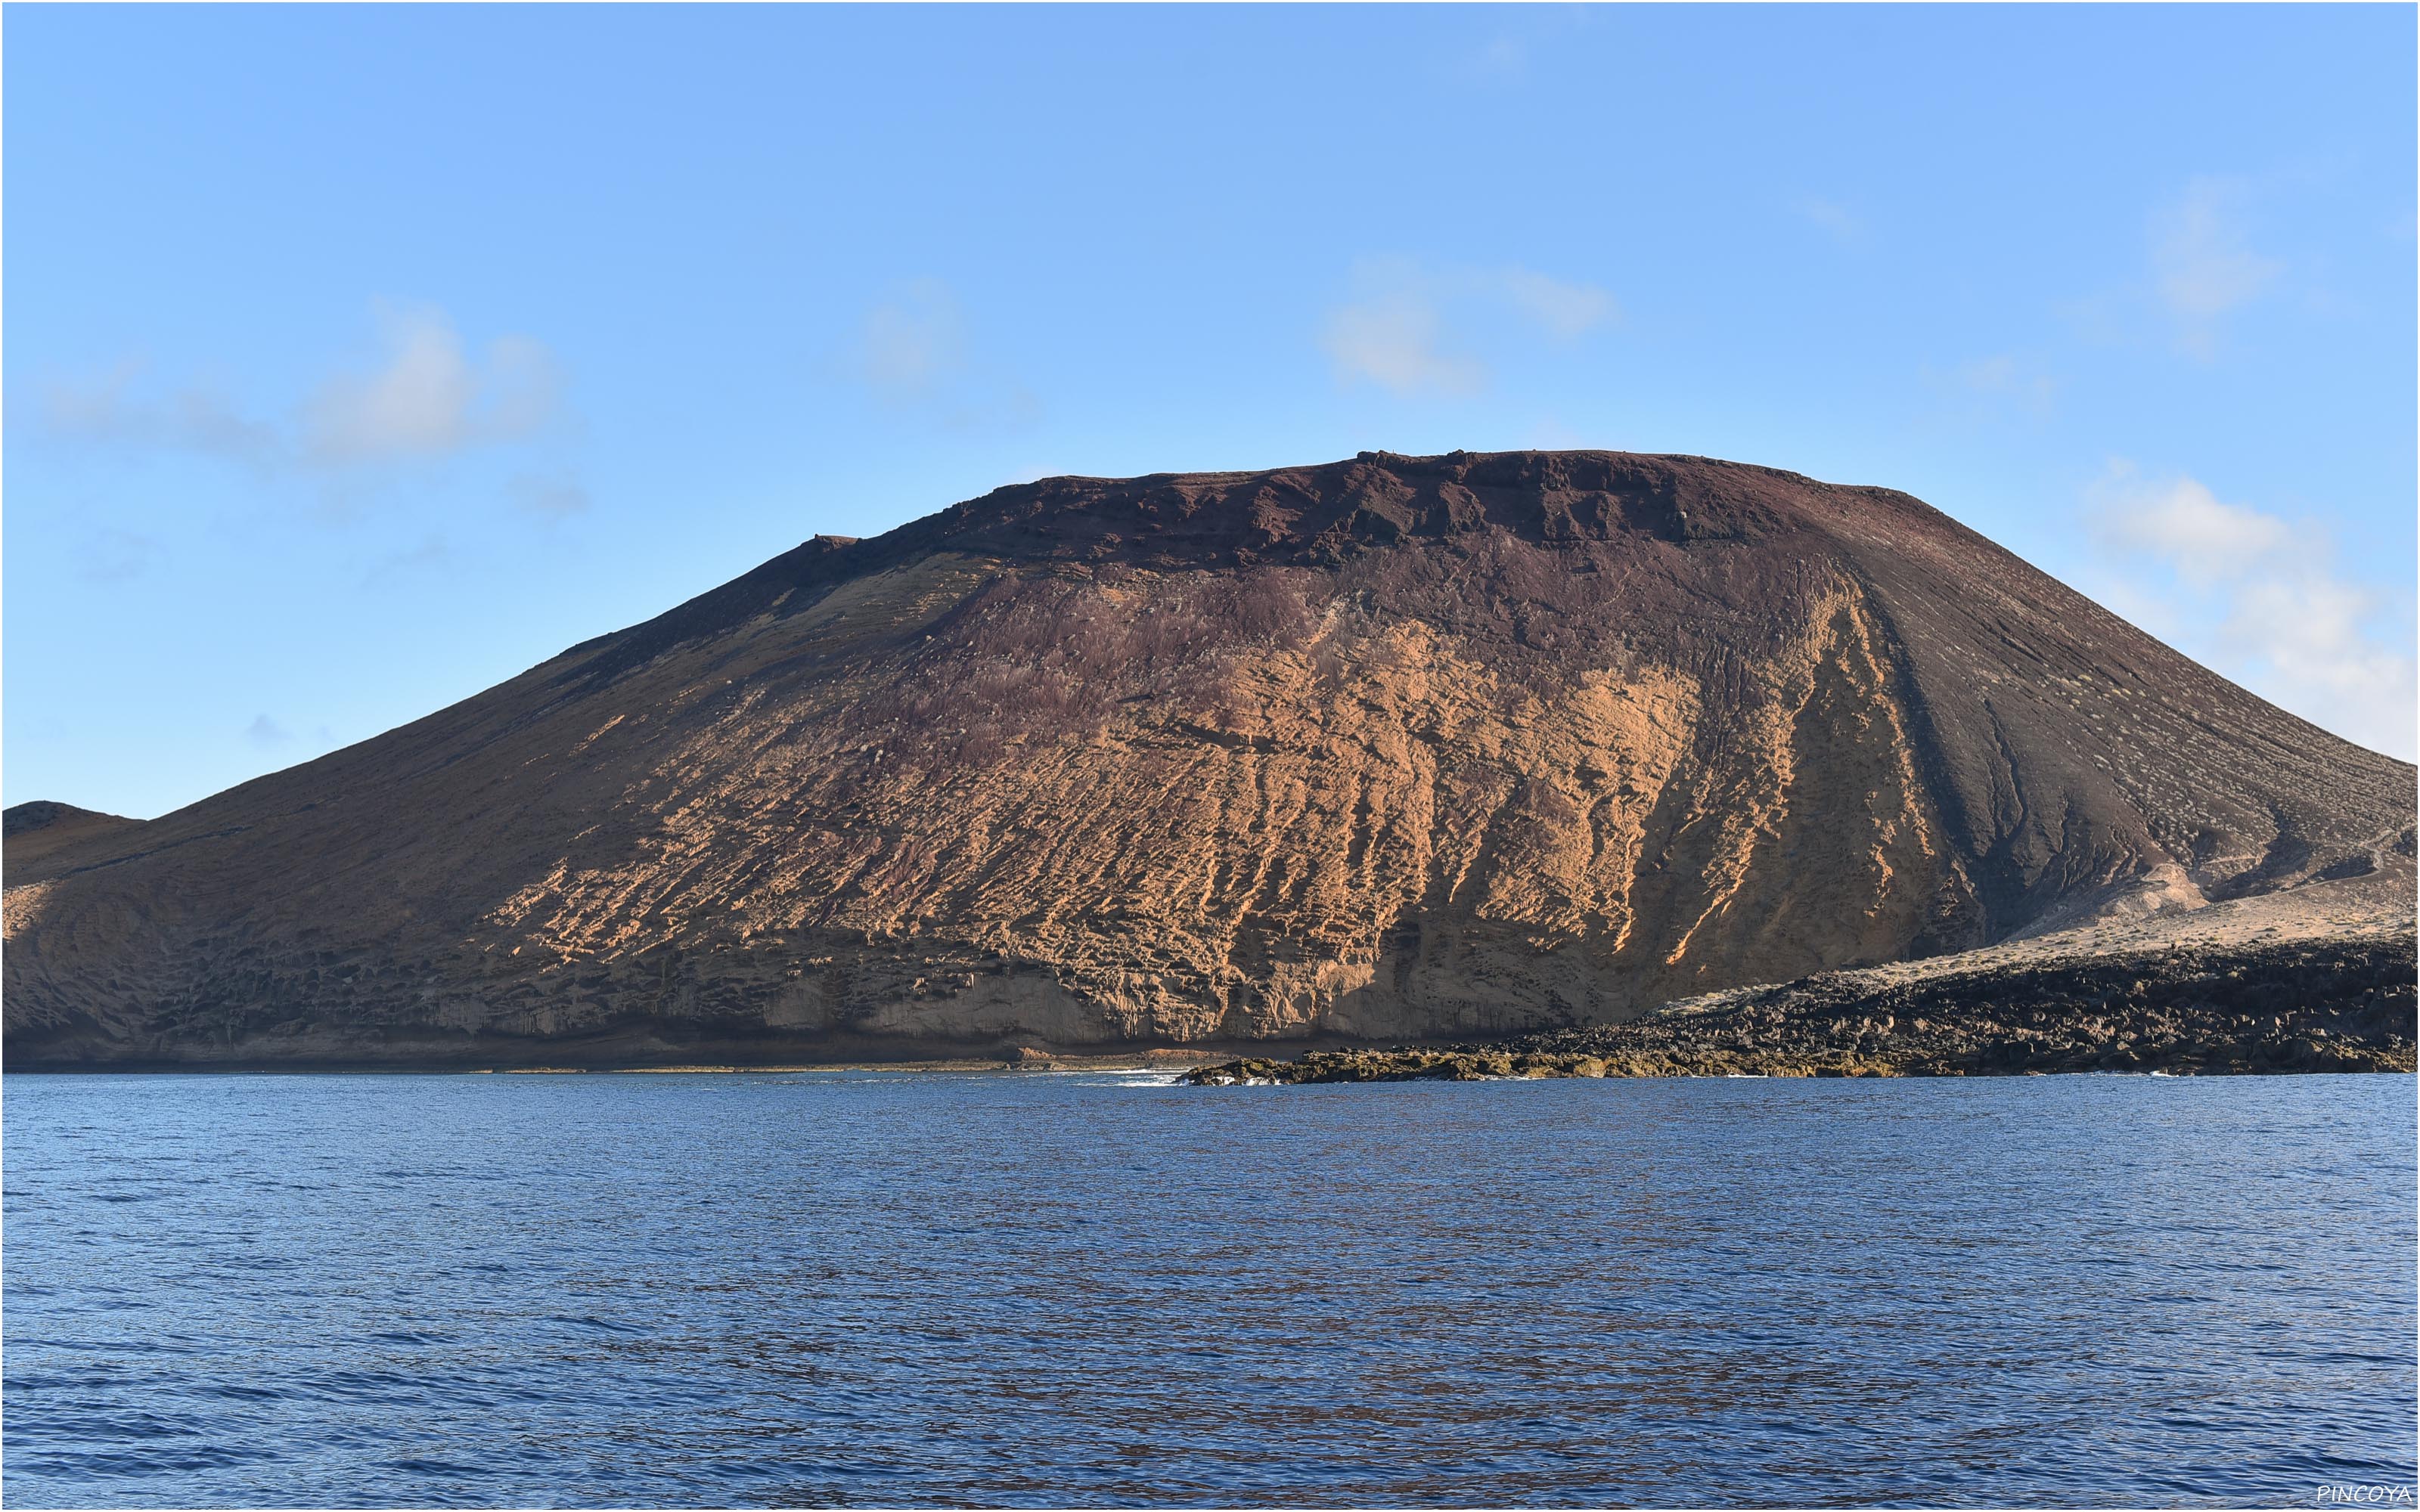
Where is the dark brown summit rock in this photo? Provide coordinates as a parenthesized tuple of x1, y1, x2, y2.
(5, 450, 2412, 1068)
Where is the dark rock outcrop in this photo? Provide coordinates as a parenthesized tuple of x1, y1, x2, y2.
(1184, 934, 2420, 1082)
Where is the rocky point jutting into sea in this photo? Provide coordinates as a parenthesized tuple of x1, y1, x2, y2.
(5, 450, 2413, 1070)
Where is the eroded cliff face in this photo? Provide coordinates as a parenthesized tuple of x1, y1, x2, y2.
(7, 451, 2412, 1066)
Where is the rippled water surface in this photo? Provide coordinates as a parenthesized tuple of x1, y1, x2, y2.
(5, 1070, 2413, 1507)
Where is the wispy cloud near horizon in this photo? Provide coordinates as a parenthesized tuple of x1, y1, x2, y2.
(26, 304, 568, 475)
(1320, 257, 1616, 397)
(2088, 463, 2415, 760)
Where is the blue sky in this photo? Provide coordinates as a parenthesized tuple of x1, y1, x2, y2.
(7, 4, 2415, 820)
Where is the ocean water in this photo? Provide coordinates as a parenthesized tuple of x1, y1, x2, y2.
(4, 1070, 2413, 1509)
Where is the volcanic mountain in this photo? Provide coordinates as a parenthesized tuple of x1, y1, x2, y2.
(7, 450, 2413, 1067)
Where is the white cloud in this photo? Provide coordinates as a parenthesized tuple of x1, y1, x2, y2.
(29, 305, 563, 472)
(245, 714, 293, 746)
(39, 359, 147, 437)
(307, 309, 470, 458)
(2095, 471, 2288, 585)
(481, 335, 563, 438)
(306, 305, 560, 463)
(1322, 287, 1483, 397)
(2089, 463, 2415, 760)
(2149, 177, 2282, 355)
(36, 361, 278, 464)
(855, 279, 966, 399)
(1925, 353, 2059, 417)
(169, 386, 282, 461)
(845, 280, 1039, 430)
(1497, 268, 1615, 342)
(1321, 258, 1616, 396)
(1792, 195, 1868, 248)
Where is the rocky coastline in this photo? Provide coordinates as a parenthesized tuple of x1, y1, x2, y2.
(1182, 934, 2418, 1083)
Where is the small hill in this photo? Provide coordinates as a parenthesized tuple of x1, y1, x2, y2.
(5, 451, 2412, 1067)
(4, 801, 145, 875)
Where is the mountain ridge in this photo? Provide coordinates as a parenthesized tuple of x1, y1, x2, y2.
(7, 449, 2411, 1067)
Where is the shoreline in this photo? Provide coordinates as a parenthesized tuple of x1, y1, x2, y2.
(0, 1052, 1236, 1077)
(11, 927, 2412, 1081)
(1185, 932, 2419, 1085)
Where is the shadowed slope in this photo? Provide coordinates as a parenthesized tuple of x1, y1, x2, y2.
(7, 451, 2411, 1067)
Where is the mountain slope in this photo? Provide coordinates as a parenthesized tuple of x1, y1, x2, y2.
(7, 450, 2412, 1067)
